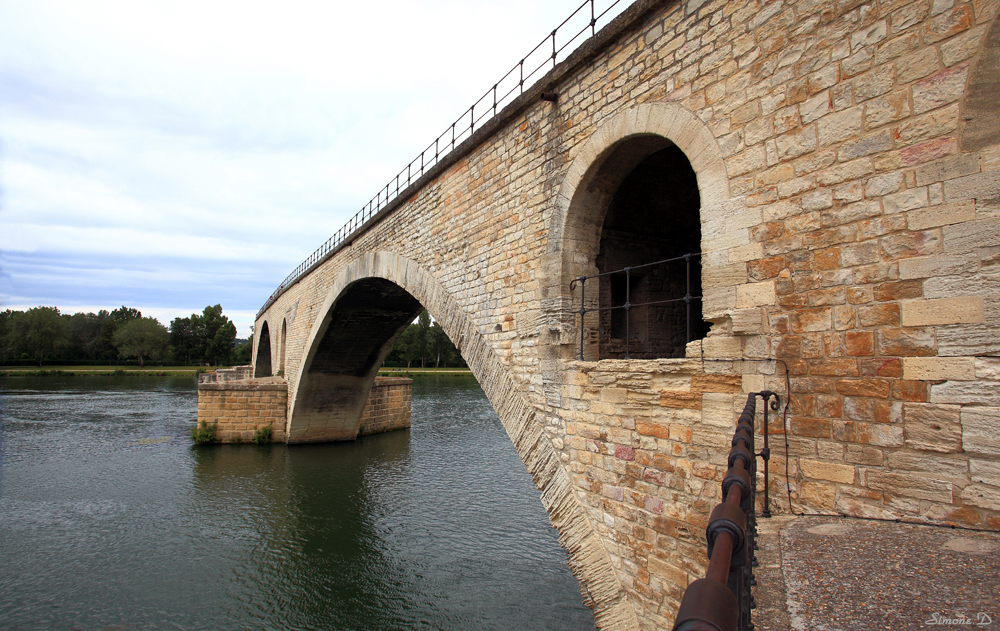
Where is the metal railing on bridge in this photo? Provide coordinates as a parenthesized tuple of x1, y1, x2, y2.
(259, 0, 626, 318)
(671, 391, 779, 631)
(569, 252, 702, 360)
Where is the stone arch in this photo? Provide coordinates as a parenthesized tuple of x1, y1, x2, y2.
(254, 320, 272, 378)
(287, 250, 639, 630)
(960, 12, 1000, 151)
(546, 102, 730, 360)
(279, 318, 287, 374)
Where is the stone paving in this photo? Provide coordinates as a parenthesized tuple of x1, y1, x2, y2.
(753, 515, 1000, 631)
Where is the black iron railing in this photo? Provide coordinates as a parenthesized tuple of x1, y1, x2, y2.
(569, 252, 702, 360)
(258, 0, 626, 319)
(671, 390, 780, 631)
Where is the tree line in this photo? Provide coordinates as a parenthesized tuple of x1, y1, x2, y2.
(0, 304, 242, 367)
(383, 310, 466, 368)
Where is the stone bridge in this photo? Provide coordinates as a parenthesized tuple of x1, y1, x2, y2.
(251, 0, 1000, 628)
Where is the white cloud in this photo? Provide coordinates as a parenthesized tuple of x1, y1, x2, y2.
(0, 0, 628, 336)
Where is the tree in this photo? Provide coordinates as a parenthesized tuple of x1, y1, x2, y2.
(13, 306, 69, 366)
(169, 305, 237, 366)
(233, 334, 253, 364)
(383, 310, 465, 368)
(199, 305, 237, 366)
(428, 321, 462, 367)
(113, 317, 169, 367)
(110, 306, 141, 328)
(0, 310, 16, 362)
(66, 311, 111, 360)
(169, 315, 198, 365)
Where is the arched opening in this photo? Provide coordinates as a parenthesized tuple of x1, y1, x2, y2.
(561, 133, 709, 361)
(283, 252, 636, 627)
(289, 277, 423, 442)
(254, 321, 272, 378)
(596, 144, 708, 359)
(279, 319, 287, 374)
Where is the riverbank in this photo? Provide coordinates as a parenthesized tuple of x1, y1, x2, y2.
(0, 366, 204, 377)
(0, 366, 473, 378)
(378, 367, 472, 376)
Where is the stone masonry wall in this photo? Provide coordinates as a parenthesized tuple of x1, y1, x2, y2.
(255, 0, 1000, 628)
(197, 378, 288, 443)
(358, 377, 413, 436)
(196, 376, 411, 442)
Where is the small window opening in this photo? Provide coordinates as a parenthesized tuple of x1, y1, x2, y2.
(594, 145, 709, 360)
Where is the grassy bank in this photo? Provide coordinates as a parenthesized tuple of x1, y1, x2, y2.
(1, 366, 473, 378)
(0, 366, 207, 377)
(377, 367, 472, 377)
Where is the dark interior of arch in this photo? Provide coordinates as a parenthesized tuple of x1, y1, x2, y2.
(294, 278, 423, 440)
(255, 321, 272, 378)
(596, 144, 709, 359)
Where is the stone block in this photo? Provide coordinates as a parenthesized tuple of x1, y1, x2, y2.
(701, 393, 736, 427)
(703, 262, 749, 289)
(942, 218, 1000, 253)
(914, 154, 980, 187)
(836, 378, 891, 398)
(903, 357, 976, 381)
(701, 335, 742, 358)
(961, 407, 1000, 456)
(876, 327, 937, 357)
(817, 107, 863, 147)
(799, 459, 856, 484)
(903, 402, 963, 453)
(735, 280, 776, 308)
(900, 296, 985, 326)
(799, 481, 837, 509)
(847, 444, 885, 466)
(888, 451, 970, 480)
(912, 63, 969, 114)
(897, 253, 978, 279)
(907, 200, 976, 230)
(943, 170, 1000, 204)
(959, 484, 1000, 511)
(866, 471, 953, 503)
(970, 458, 1000, 487)
(856, 421, 904, 447)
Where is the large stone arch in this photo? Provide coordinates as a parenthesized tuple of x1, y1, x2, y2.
(288, 250, 639, 630)
(543, 102, 731, 360)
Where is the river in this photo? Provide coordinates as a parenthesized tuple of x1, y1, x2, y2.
(0, 374, 594, 630)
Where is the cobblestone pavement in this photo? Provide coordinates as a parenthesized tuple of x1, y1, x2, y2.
(752, 515, 1000, 631)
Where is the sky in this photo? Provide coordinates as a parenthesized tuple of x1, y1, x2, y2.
(0, 0, 628, 337)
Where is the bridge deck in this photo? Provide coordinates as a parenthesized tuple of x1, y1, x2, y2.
(753, 515, 1000, 630)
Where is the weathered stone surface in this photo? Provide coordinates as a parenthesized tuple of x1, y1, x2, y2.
(900, 296, 985, 326)
(867, 471, 954, 503)
(904, 357, 976, 381)
(962, 407, 1000, 456)
(800, 459, 856, 484)
(903, 402, 963, 453)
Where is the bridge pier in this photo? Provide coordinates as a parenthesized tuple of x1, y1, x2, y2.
(196, 370, 412, 443)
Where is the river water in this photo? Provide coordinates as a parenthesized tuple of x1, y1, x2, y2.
(0, 374, 594, 631)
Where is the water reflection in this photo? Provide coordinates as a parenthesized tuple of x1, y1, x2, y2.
(0, 374, 593, 630)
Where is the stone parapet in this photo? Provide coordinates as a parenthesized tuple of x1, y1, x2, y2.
(198, 365, 252, 384)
